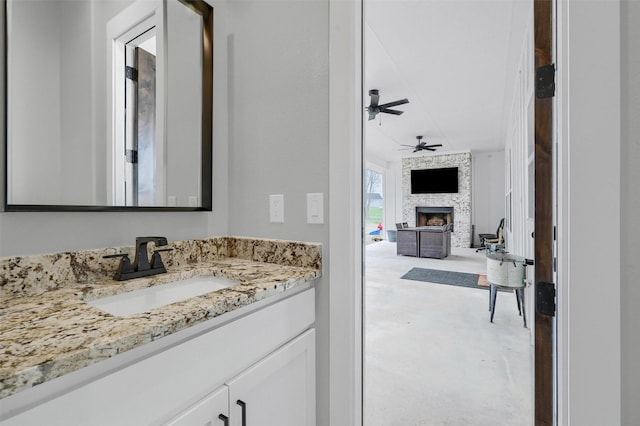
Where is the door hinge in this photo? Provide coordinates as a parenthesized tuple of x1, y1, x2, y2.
(536, 281, 556, 317)
(125, 66, 138, 82)
(536, 64, 555, 99)
(126, 149, 138, 164)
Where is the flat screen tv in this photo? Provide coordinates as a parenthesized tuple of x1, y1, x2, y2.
(411, 167, 459, 194)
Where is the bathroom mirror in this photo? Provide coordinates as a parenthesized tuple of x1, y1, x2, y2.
(2, 0, 212, 211)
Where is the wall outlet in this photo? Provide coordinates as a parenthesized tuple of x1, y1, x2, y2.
(269, 194, 284, 223)
(307, 193, 324, 224)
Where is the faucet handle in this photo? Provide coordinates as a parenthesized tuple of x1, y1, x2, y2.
(153, 248, 174, 253)
(103, 253, 128, 259)
(103, 253, 135, 280)
(151, 248, 174, 270)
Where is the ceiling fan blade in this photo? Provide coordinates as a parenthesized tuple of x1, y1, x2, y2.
(379, 98, 409, 108)
(427, 144, 443, 148)
(379, 108, 403, 116)
(426, 147, 436, 151)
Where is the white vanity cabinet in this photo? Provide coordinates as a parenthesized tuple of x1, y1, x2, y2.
(226, 329, 315, 426)
(166, 329, 315, 426)
(165, 386, 230, 426)
(1, 289, 315, 426)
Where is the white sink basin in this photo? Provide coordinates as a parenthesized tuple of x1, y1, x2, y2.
(87, 275, 239, 316)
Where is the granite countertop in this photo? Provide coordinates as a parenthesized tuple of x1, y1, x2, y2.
(0, 237, 322, 400)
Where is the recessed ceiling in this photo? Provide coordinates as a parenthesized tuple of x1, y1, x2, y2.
(365, 0, 532, 163)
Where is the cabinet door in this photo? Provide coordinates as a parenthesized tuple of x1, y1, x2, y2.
(227, 329, 315, 426)
(165, 386, 229, 426)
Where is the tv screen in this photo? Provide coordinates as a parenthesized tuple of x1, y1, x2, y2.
(411, 167, 459, 194)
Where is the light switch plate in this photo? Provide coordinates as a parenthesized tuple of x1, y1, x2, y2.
(306, 193, 324, 224)
(269, 194, 284, 223)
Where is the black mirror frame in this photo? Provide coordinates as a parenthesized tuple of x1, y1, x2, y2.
(1, 0, 213, 212)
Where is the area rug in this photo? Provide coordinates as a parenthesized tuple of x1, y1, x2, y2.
(477, 273, 490, 288)
(400, 267, 501, 291)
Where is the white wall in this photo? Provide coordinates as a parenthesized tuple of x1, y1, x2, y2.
(7, 0, 64, 204)
(621, 1, 640, 423)
(8, 0, 114, 205)
(165, 0, 202, 205)
(472, 151, 505, 246)
(557, 0, 621, 424)
(59, 1, 95, 205)
(225, 0, 330, 423)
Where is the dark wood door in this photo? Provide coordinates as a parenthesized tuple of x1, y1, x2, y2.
(534, 0, 555, 424)
(136, 47, 157, 206)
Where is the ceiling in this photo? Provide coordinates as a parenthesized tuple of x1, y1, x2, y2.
(364, 0, 532, 163)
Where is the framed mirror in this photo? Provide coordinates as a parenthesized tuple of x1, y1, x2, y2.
(2, 0, 212, 211)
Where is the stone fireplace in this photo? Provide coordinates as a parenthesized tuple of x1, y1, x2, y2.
(416, 206, 454, 230)
(402, 152, 472, 248)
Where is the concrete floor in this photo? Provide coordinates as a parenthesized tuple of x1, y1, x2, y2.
(364, 241, 533, 426)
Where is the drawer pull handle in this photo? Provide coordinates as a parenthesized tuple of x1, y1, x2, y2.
(237, 400, 247, 426)
(218, 414, 229, 426)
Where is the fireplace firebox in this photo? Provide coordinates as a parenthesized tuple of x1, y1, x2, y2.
(416, 206, 454, 231)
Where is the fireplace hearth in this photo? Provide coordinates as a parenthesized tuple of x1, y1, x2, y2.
(416, 206, 454, 231)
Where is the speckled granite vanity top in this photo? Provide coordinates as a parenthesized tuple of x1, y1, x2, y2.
(0, 237, 322, 399)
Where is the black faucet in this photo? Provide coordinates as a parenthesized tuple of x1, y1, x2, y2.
(133, 236, 168, 271)
(103, 236, 173, 281)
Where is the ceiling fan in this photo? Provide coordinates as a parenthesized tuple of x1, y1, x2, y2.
(366, 89, 409, 121)
(400, 136, 443, 153)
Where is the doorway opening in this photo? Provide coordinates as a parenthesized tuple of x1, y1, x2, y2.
(124, 28, 158, 206)
(361, 0, 548, 424)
